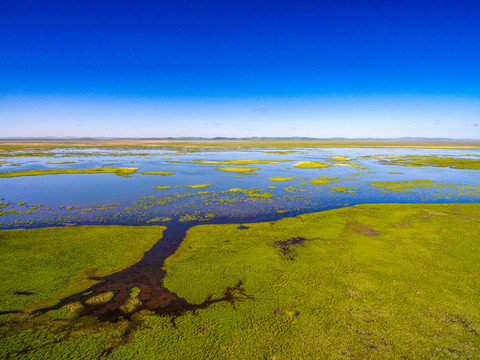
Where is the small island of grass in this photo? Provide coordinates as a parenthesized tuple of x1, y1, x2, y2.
(184, 184, 213, 189)
(293, 161, 331, 169)
(45, 161, 76, 165)
(0, 167, 138, 178)
(192, 160, 290, 165)
(140, 171, 175, 175)
(215, 167, 260, 174)
(267, 176, 299, 181)
(309, 176, 338, 185)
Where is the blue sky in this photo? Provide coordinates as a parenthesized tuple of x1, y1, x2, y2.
(1, 0, 479, 138)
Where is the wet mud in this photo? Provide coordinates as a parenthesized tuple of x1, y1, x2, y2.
(34, 223, 252, 322)
(14, 291, 36, 296)
(274, 237, 313, 260)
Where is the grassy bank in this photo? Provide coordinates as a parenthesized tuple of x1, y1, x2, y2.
(1, 203, 479, 358)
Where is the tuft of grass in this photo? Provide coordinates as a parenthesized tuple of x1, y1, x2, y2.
(54, 302, 84, 319)
(191, 160, 290, 165)
(293, 161, 331, 169)
(309, 176, 338, 185)
(215, 167, 260, 174)
(120, 287, 141, 313)
(45, 161, 75, 165)
(85, 291, 114, 305)
(267, 177, 299, 182)
(140, 171, 174, 176)
(329, 186, 358, 193)
(370, 180, 444, 193)
(184, 184, 213, 189)
(147, 217, 173, 223)
(332, 162, 363, 167)
(330, 156, 352, 161)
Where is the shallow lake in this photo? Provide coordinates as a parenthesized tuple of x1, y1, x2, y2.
(1, 146, 479, 230)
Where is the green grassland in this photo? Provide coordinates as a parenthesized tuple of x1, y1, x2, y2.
(0, 167, 138, 178)
(1, 204, 479, 358)
(0, 225, 165, 312)
(161, 203, 480, 359)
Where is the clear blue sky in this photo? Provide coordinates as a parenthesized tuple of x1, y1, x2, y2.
(1, 0, 479, 138)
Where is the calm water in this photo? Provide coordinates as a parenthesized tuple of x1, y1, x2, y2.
(1, 147, 479, 230)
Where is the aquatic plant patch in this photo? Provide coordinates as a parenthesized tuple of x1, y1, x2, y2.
(293, 161, 331, 169)
(215, 167, 261, 174)
(191, 160, 291, 165)
(309, 176, 338, 185)
(267, 176, 300, 181)
(140, 171, 175, 175)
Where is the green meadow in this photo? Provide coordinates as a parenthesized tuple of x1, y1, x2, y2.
(0, 226, 165, 312)
(1, 204, 479, 358)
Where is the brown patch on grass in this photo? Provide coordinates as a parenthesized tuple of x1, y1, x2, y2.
(347, 289, 364, 297)
(273, 237, 309, 260)
(274, 309, 300, 322)
(14, 291, 36, 296)
(456, 214, 480, 224)
(346, 221, 380, 236)
(421, 209, 450, 219)
(394, 221, 412, 229)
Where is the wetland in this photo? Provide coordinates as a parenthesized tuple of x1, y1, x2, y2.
(1, 140, 480, 359)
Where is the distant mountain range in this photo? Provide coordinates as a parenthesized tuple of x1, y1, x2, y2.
(1, 136, 479, 141)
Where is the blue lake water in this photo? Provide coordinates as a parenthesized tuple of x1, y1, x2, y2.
(1, 147, 479, 229)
